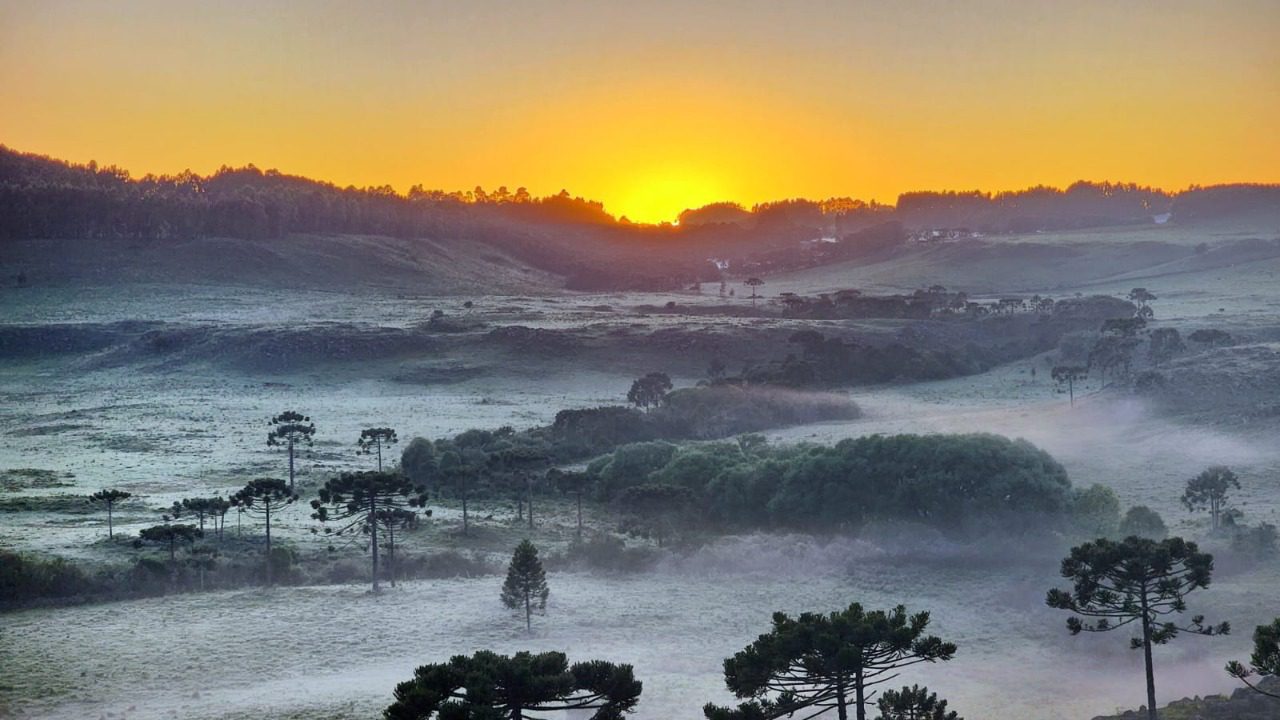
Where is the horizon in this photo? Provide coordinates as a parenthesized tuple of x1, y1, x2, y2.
(5, 141, 1270, 227)
(3, 1, 1278, 224)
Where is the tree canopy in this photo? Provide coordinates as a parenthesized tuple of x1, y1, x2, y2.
(705, 603, 956, 720)
(384, 650, 641, 720)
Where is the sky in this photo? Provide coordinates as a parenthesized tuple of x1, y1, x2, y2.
(2, 0, 1278, 224)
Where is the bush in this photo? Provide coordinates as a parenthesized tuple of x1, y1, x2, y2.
(0, 550, 98, 603)
(1069, 484, 1122, 538)
(1119, 505, 1168, 539)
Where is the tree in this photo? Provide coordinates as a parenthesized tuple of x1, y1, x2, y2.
(501, 540, 549, 632)
(384, 650, 642, 720)
(1226, 618, 1280, 699)
(311, 470, 428, 593)
(230, 478, 297, 586)
(1119, 506, 1167, 540)
(1046, 536, 1229, 720)
(358, 427, 398, 471)
(704, 603, 957, 720)
(139, 523, 201, 563)
(876, 685, 961, 720)
(1188, 328, 1232, 347)
(400, 437, 439, 490)
(1070, 484, 1121, 538)
(1182, 465, 1241, 531)
(375, 507, 424, 588)
(1147, 328, 1185, 366)
(490, 445, 549, 529)
(627, 372, 673, 412)
(171, 497, 217, 534)
(616, 483, 695, 548)
(267, 411, 316, 492)
(207, 496, 231, 541)
(438, 448, 484, 536)
(745, 277, 765, 306)
(88, 488, 131, 539)
(1051, 365, 1088, 406)
(1128, 288, 1157, 311)
(550, 468, 592, 540)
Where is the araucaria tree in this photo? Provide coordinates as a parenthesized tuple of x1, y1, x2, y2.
(139, 523, 201, 563)
(876, 685, 961, 720)
(745, 277, 765, 305)
(357, 427, 398, 471)
(704, 603, 957, 720)
(88, 488, 131, 538)
(627, 372, 673, 412)
(1181, 465, 1241, 531)
(1226, 618, 1280, 698)
(230, 478, 297, 586)
(311, 470, 428, 593)
(384, 650, 642, 720)
(1046, 536, 1229, 720)
(267, 410, 316, 491)
(1051, 365, 1088, 407)
(501, 539, 549, 632)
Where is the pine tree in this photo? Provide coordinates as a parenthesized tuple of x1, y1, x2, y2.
(1181, 466, 1241, 531)
(385, 650, 641, 720)
(876, 685, 961, 720)
(1226, 618, 1280, 698)
(267, 410, 316, 492)
(311, 470, 428, 593)
(501, 539, 549, 632)
(357, 427, 398, 471)
(230, 478, 297, 586)
(704, 603, 956, 720)
(1047, 536, 1229, 720)
(88, 488, 131, 538)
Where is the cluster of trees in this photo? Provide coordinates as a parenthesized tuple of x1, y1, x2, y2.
(385, 531, 1278, 720)
(578, 433, 1110, 540)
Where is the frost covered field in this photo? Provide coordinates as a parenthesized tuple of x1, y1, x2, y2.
(4, 236, 1280, 720)
(4, 538, 1276, 720)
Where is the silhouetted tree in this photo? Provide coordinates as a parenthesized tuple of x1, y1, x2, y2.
(400, 437, 439, 490)
(1227, 618, 1280, 698)
(1051, 365, 1088, 406)
(490, 445, 549, 529)
(1147, 328, 1185, 366)
(1188, 328, 1232, 347)
(1119, 506, 1168, 540)
(171, 497, 217, 534)
(1046, 536, 1229, 720)
(207, 496, 231, 541)
(358, 427, 398, 471)
(139, 523, 201, 563)
(744, 277, 765, 306)
(384, 650, 642, 720)
(1182, 466, 1241, 531)
(501, 540, 549, 632)
(704, 603, 957, 720)
(230, 478, 297, 586)
(549, 468, 591, 540)
(438, 448, 484, 536)
(311, 470, 427, 592)
(267, 411, 316, 492)
(876, 685, 961, 720)
(616, 483, 695, 548)
(627, 372, 673, 412)
(88, 488, 131, 538)
(375, 507, 425, 588)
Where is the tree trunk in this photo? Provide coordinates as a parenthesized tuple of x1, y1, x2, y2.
(376, 440, 383, 472)
(370, 499, 381, 593)
(107, 502, 114, 539)
(836, 676, 848, 720)
(525, 591, 532, 632)
(1068, 377, 1075, 407)
(462, 483, 469, 536)
(1140, 592, 1158, 720)
(1211, 497, 1220, 530)
(288, 439, 295, 492)
(854, 667, 866, 720)
(387, 518, 397, 588)
(527, 475, 534, 530)
(265, 503, 273, 587)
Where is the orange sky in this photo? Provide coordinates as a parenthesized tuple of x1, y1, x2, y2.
(2, 0, 1278, 223)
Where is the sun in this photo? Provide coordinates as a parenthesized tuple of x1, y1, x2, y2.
(609, 166, 732, 225)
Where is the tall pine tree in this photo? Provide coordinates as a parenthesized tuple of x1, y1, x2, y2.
(501, 539, 549, 632)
